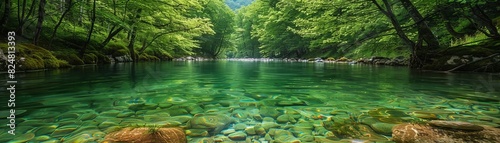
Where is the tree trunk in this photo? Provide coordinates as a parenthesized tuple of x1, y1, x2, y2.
(79, 0, 96, 57)
(372, 0, 415, 50)
(99, 26, 124, 49)
(128, 9, 142, 62)
(128, 28, 137, 62)
(470, 5, 500, 39)
(33, 0, 46, 45)
(0, 0, 11, 32)
(16, 0, 36, 36)
(444, 20, 465, 39)
(399, 0, 439, 48)
(49, 0, 74, 48)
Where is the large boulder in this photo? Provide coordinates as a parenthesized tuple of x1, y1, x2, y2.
(103, 127, 187, 143)
(392, 121, 500, 143)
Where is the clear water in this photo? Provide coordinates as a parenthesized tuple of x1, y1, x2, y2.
(1, 61, 499, 142)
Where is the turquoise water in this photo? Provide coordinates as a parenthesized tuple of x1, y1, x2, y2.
(1, 61, 499, 142)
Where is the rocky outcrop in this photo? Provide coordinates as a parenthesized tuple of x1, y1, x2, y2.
(392, 121, 500, 143)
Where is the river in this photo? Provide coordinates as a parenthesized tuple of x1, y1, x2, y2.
(1, 61, 499, 142)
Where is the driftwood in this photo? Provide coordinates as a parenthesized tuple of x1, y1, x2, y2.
(447, 53, 500, 72)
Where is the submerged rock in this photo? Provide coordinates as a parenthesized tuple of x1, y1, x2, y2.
(103, 127, 187, 143)
(392, 123, 500, 143)
(228, 131, 247, 140)
(428, 120, 484, 131)
(186, 114, 234, 135)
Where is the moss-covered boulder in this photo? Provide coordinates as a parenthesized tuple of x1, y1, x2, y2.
(0, 43, 70, 70)
(82, 53, 97, 64)
(54, 52, 84, 65)
(139, 53, 160, 61)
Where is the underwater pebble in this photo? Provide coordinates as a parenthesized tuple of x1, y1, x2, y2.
(98, 121, 119, 130)
(116, 112, 134, 118)
(234, 123, 247, 130)
(51, 126, 77, 138)
(34, 125, 58, 136)
(10, 133, 35, 143)
(222, 129, 236, 135)
(228, 131, 247, 140)
(35, 135, 51, 141)
(79, 112, 98, 120)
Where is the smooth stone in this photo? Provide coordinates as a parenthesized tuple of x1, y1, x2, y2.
(10, 133, 35, 143)
(263, 117, 275, 122)
(222, 129, 236, 135)
(56, 113, 80, 120)
(187, 114, 235, 135)
(34, 125, 58, 136)
(429, 120, 484, 131)
(260, 106, 282, 119)
(392, 123, 500, 142)
(35, 135, 51, 141)
(98, 121, 119, 130)
(254, 124, 266, 135)
(166, 108, 189, 116)
(30, 111, 61, 119)
(51, 126, 77, 138)
(214, 135, 231, 142)
(370, 123, 396, 135)
(41, 140, 59, 143)
(166, 116, 192, 123)
(228, 131, 247, 140)
(99, 110, 121, 117)
(277, 114, 296, 123)
(79, 112, 97, 120)
(116, 112, 134, 118)
(410, 111, 439, 120)
(234, 123, 247, 131)
(273, 129, 301, 143)
(186, 129, 209, 137)
(159, 103, 173, 108)
(261, 122, 280, 131)
(245, 126, 256, 135)
(58, 119, 83, 127)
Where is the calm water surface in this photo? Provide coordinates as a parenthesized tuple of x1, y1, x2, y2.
(1, 61, 499, 142)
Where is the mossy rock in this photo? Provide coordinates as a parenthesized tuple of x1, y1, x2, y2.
(113, 49, 129, 57)
(55, 53, 84, 65)
(139, 53, 160, 61)
(94, 53, 111, 64)
(0, 43, 65, 70)
(82, 53, 97, 64)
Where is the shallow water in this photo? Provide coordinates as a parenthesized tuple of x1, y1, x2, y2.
(1, 61, 499, 142)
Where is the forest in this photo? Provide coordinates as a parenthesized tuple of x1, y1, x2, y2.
(1, 0, 500, 72)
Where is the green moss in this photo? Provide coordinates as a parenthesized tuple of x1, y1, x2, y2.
(139, 53, 160, 61)
(0, 43, 64, 70)
(58, 60, 72, 68)
(44, 59, 60, 68)
(94, 53, 111, 64)
(82, 53, 97, 64)
(55, 53, 84, 65)
(113, 49, 129, 57)
(22, 55, 45, 70)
